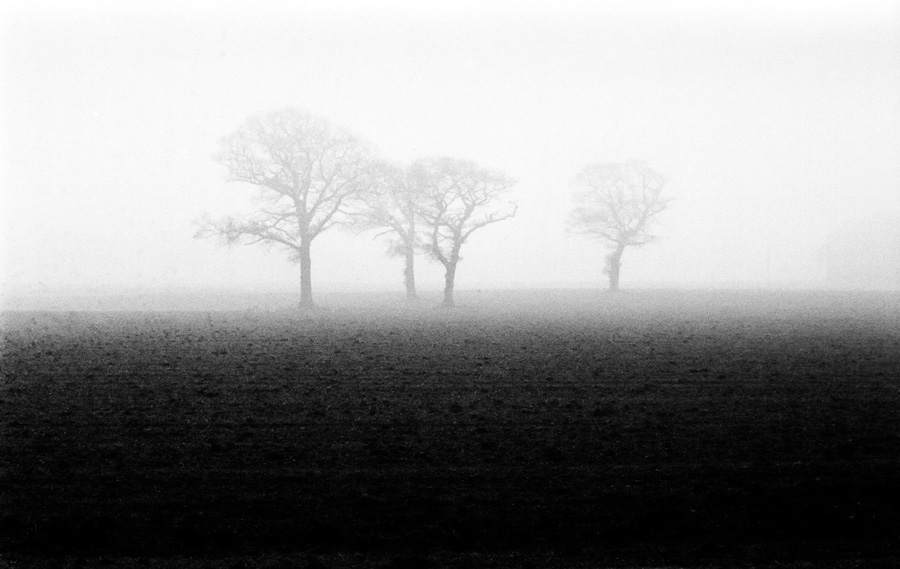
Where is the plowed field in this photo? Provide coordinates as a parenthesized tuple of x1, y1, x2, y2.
(2, 290, 899, 568)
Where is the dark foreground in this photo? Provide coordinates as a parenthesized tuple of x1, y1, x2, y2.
(2, 290, 899, 568)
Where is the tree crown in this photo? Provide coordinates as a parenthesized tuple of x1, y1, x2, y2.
(214, 109, 373, 240)
(569, 159, 668, 246)
(413, 156, 517, 264)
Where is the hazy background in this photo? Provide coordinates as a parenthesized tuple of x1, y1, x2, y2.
(2, 0, 900, 305)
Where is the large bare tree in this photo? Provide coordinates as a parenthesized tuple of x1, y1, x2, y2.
(569, 160, 669, 291)
(414, 157, 517, 307)
(196, 109, 372, 307)
(353, 161, 425, 300)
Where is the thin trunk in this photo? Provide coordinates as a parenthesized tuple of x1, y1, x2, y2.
(404, 245, 417, 301)
(403, 209, 417, 301)
(299, 237, 313, 308)
(443, 260, 457, 307)
(606, 244, 626, 292)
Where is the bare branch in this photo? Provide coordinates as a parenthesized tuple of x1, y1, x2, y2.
(195, 215, 302, 252)
(416, 156, 517, 269)
(212, 109, 373, 241)
(569, 160, 668, 247)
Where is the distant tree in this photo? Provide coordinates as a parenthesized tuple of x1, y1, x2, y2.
(414, 157, 517, 307)
(196, 109, 373, 308)
(353, 161, 426, 300)
(569, 160, 669, 291)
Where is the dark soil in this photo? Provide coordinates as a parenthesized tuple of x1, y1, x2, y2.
(2, 290, 899, 568)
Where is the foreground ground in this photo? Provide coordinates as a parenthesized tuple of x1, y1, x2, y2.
(1, 290, 899, 568)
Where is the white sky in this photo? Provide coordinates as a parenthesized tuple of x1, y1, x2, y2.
(2, 0, 899, 295)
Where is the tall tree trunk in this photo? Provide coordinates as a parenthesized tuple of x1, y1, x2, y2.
(299, 237, 313, 308)
(606, 244, 626, 292)
(404, 244, 417, 301)
(442, 260, 457, 308)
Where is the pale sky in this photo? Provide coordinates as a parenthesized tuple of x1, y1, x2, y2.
(2, 0, 899, 296)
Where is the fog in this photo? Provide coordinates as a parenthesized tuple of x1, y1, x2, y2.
(2, 0, 900, 307)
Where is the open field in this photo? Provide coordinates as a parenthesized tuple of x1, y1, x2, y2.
(1, 290, 899, 568)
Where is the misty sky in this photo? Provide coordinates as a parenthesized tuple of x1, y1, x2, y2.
(2, 0, 899, 295)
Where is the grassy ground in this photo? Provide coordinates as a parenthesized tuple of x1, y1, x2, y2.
(1, 290, 899, 568)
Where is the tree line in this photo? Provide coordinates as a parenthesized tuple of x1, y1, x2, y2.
(196, 109, 670, 307)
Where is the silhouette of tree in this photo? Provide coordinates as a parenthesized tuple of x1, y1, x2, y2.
(353, 161, 426, 300)
(196, 109, 372, 307)
(569, 160, 669, 291)
(414, 157, 517, 307)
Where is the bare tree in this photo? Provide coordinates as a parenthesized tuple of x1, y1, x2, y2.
(414, 157, 517, 307)
(353, 161, 425, 300)
(196, 109, 372, 308)
(569, 160, 669, 292)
